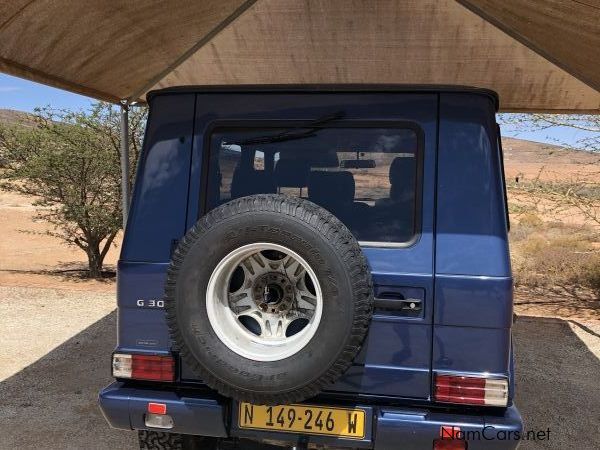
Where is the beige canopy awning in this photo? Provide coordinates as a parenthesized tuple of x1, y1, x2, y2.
(1, 0, 598, 112)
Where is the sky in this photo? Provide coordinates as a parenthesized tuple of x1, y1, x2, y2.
(0, 73, 595, 148)
(499, 115, 596, 149)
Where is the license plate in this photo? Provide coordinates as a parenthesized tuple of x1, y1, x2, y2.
(238, 402, 366, 439)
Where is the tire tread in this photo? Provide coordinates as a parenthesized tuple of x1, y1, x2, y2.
(165, 194, 373, 405)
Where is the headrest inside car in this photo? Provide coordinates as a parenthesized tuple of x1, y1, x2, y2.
(308, 171, 355, 206)
(231, 166, 276, 198)
(389, 156, 415, 201)
(274, 159, 310, 188)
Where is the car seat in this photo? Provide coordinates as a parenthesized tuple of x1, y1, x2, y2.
(230, 165, 276, 198)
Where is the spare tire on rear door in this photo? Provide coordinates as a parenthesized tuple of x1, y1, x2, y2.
(165, 194, 373, 405)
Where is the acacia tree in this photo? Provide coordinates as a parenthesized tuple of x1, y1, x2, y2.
(500, 113, 600, 226)
(501, 114, 599, 153)
(0, 103, 146, 278)
(498, 114, 600, 295)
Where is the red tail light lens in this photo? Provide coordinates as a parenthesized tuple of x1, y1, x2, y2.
(112, 353, 175, 382)
(132, 355, 175, 381)
(433, 439, 467, 450)
(148, 402, 167, 415)
(435, 374, 508, 407)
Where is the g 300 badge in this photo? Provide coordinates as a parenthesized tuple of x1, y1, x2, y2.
(136, 299, 165, 308)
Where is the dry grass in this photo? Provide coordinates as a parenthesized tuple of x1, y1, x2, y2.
(505, 143, 600, 320)
(510, 211, 600, 296)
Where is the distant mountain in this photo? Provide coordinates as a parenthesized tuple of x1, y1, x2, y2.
(0, 108, 35, 127)
(502, 137, 597, 164)
(502, 137, 598, 181)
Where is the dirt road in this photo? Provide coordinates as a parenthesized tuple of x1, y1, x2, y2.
(0, 287, 134, 450)
(0, 190, 120, 290)
(0, 286, 598, 449)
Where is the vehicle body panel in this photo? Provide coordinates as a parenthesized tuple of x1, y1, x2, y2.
(433, 93, 513, 403)
(122, 90, 440, 400)
(101, 86, 520, 448)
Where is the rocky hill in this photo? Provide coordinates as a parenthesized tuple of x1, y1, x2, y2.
(502, 137, 598, 181)
(0, 108, 36, 127)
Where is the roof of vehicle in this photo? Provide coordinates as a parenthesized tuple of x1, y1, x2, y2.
(147, 84, 500, 111)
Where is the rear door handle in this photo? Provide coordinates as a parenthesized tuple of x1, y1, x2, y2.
(374, 297, 422, 312)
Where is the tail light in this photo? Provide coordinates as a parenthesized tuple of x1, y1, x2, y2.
(148, 402, 167, 415)
(435, 374, 508, 407)
(145, 402, 174, 429)
(112, 353, 175, 382)
(433, 439, 467, 449)
(434, 426, 466, 449)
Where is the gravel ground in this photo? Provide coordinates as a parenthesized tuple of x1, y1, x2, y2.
(0, 286, 135, 450)
(0, 286, 116, 381)
(513, 316, 600, 449)
(0, 286, 598, 449)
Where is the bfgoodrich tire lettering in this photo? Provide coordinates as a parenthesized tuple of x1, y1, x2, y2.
(165, 194, 373, 405)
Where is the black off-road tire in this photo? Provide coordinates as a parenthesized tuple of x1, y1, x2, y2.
(165, 194, 373, 405)
(138, 431, 219, 449)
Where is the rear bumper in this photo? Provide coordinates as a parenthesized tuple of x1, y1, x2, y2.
(99, 382, 523, 449)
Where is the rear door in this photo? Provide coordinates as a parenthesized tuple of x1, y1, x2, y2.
(184, 90, 437, 400)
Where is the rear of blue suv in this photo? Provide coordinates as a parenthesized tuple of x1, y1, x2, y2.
(99, 86, 522, 449)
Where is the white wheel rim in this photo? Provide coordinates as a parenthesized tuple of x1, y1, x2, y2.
(206, 243, 323, 362)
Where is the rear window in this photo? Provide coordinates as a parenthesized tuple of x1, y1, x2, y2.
(204, 124, 421, 245)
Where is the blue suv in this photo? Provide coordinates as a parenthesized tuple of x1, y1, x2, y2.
(99, 86, 522, 449)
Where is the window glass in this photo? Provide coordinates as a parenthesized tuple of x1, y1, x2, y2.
(253, 150, 265, 170)
(206, 125, 420, 244)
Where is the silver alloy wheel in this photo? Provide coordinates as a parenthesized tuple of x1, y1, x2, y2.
(206, 243, 323, 361)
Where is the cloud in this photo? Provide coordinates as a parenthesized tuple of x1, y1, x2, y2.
(0, 86, 22, 93)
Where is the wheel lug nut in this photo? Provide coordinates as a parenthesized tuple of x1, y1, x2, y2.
(259, 303, 268, 311)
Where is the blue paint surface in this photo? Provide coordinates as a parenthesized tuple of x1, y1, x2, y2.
(100, 87, 520, 447)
